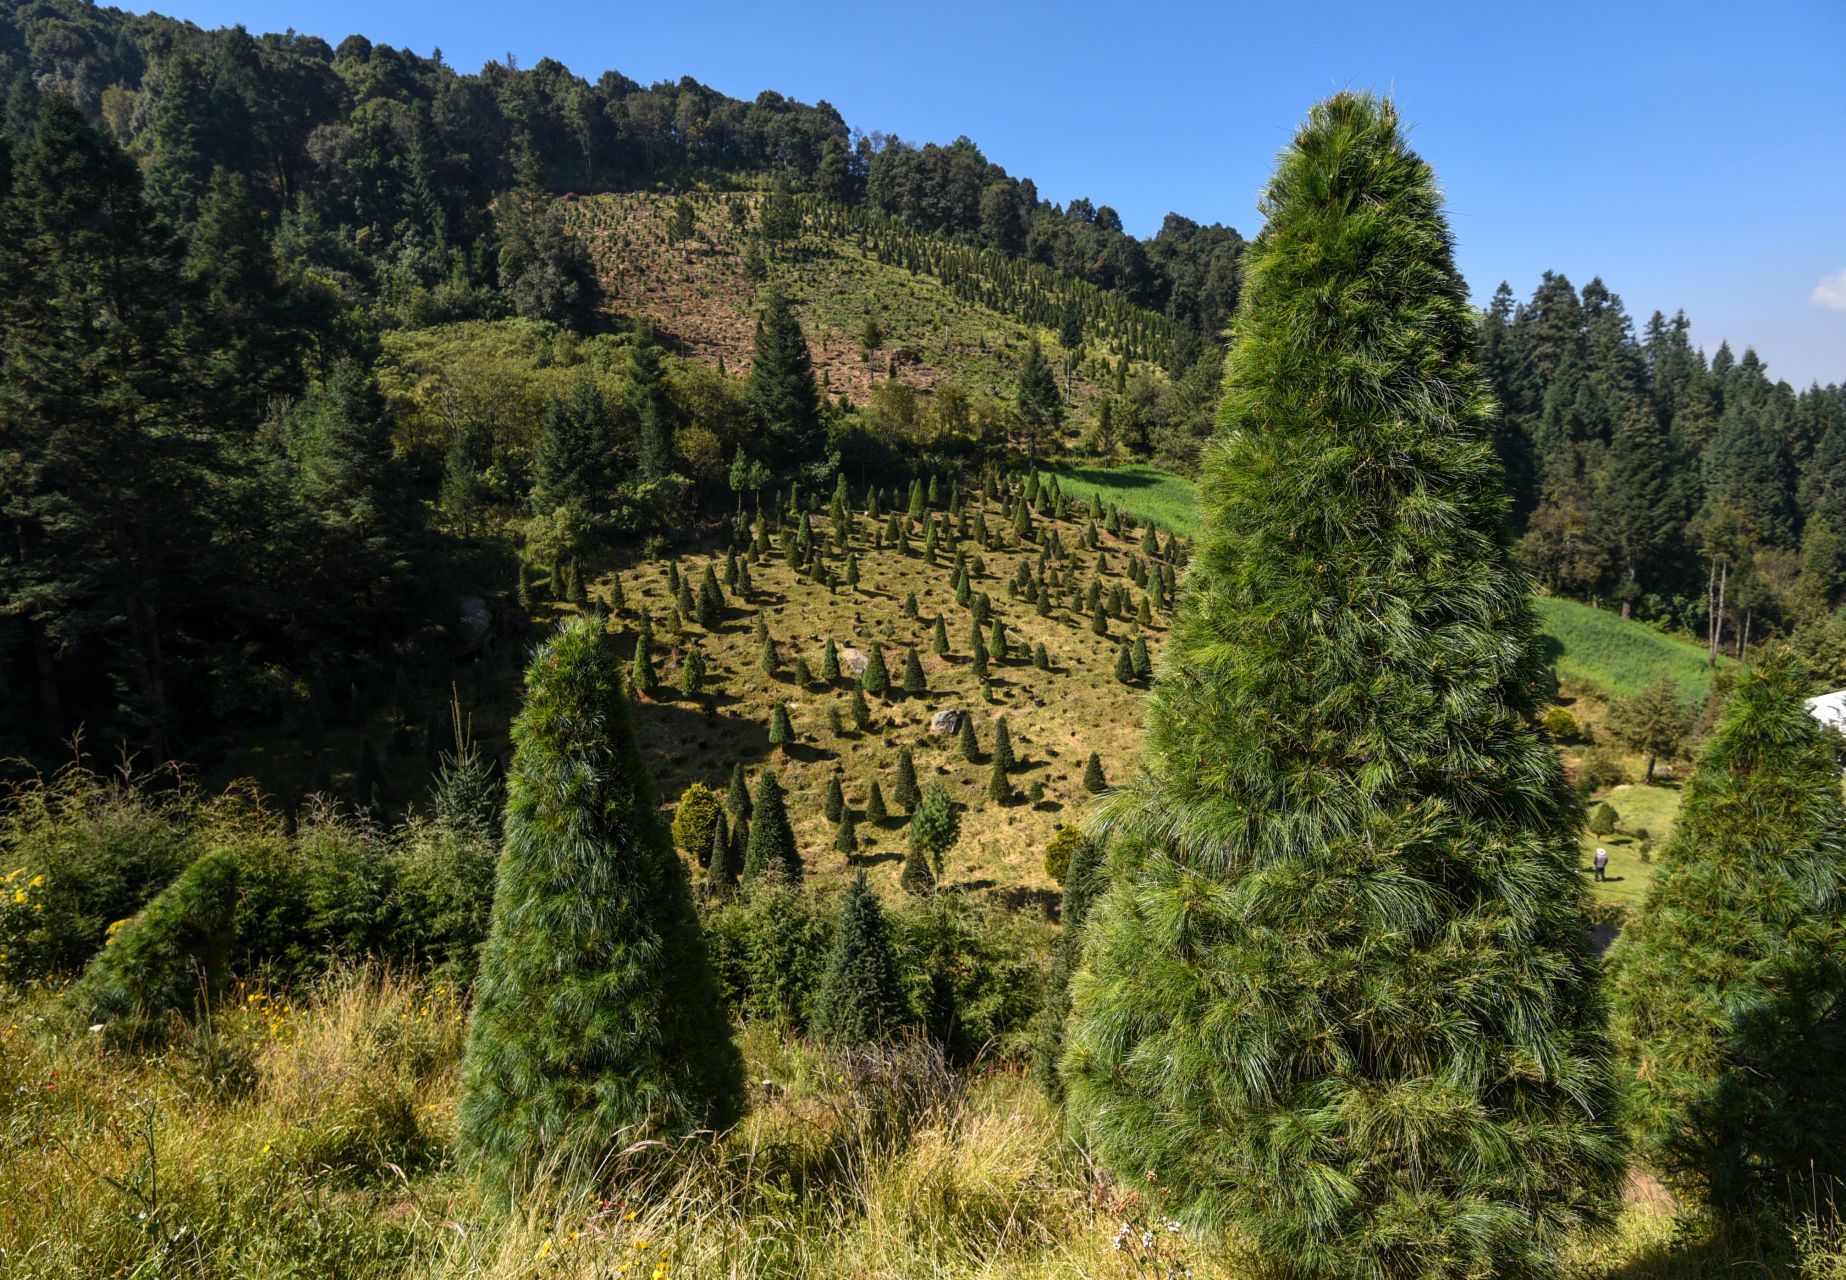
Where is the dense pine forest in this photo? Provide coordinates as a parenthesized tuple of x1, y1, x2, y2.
(2, 2, 1845, 1277)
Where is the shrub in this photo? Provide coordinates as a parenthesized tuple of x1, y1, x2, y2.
(893, 748, 921, 813)
(1082, 752, 1107, 794)
(701, 883, 831, 1028)
(0, 765, 198, 981)
(672, 782, 725, 862)
(1588, 801, 1618, 836)
(1575, 748, 1628, 795)
(1541, 705, 1580, 741)
(893, 894, 1041, 1063)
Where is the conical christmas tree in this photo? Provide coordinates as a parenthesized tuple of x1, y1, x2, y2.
(811, 873, 908, 1047)
(1608, 657, 1846, 1227)
(1061, 94, 1620, 1280)
(741, 770, 802, 884)
(459, 619, 742, 1190)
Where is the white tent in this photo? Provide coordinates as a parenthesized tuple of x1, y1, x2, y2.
(1804, 689, 1846, 732)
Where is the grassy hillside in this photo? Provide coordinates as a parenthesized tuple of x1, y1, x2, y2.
(1534, 596, 1724, 702)
(593, 487, 1169, 905)
(1038, 463, 1201, 536)
(562, 193, 1172, 426)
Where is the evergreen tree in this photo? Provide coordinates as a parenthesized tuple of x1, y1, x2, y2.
(959, 714, 981, 763)
(909, 782, 960, 879)
(831, 808, 857, 856)
(1609, 658, 1846, 1227)
(821, 637, 841, 682)
(901, 647, 928, 697)
(1131, 634, 1152, 678)
(932, 614, 951, 656)
(1016, 337, 1063, 459)
(900, 844, 936, 895)
(745, 288, 822, 467)
(696, 565, 725, 628)
(459, 619, 741, 1190)
(1033, 642, 1051, 671)
(992, 715, 1015, 772)
(894, 747, 922, 812)
(741, 771, 801, 883)
(767, 701, 795, 750)
(824, 773, 845, 822)
(630, 630, 658, 693)
(812, 873, 907, 1046)
(1608, 677, 1694, 783)
(987, 755, 1013, 804)
(707, 814, 733, 886)
(1113, 640, 1136, 683)
(677, 643, 706, 697)
(1034, 829, 1104, 1100)
(861, 642, 891, 696)
(725, 762, 752, 825)
(865, 779, 889, 824)
(1062, 96, 1619, 1279)
(850, 689, 872, 731)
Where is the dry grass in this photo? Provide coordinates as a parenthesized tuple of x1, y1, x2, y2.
(5, 965, 1827, 1278)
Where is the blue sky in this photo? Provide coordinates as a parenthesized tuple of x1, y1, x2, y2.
(143, 0, 1845, 387)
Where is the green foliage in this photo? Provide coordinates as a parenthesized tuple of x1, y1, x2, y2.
(1034, 830, 1105, 1100)
(821, 637, 841, 682)
(992, 716, 1015, 772)
(811, 874, 908, 1047)
(0, 768, 196, 981)
(457, 619, 741, 1191)
(1608, 658, 1846, 1227)
(1540, 705, 1581, 741)
(745, 288, 822, 468)
(1063, 95, 1619, 1279)
(702, 883, 830, 1029)
(1081, 752, 1107, 795)
(672, 782, 724, 861)
(1042, 826, 1087, 886)
(861, 643, 891, 696)
(864, 779, 889, 824)
(823, 774, 845, 823)
(900, 647, 927, 697)
(742, 771, 802, 884)
(893, 748, 921, 813)
(986, 756, 1012, 804)
(900, 846, 936, 896)
(894, 894, 1040, 1063)
(1608, 677, 1696, 782)
(909, 783, 960, 877)
(768, 701, 795, 749)
(958, 715, 980, 763)
(1588, 801, 1618, 836)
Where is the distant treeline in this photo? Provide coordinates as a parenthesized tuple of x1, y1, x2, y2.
(0, 0, 1244, 347)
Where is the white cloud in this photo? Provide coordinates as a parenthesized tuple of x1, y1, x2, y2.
(1812, 268, 1846, 311)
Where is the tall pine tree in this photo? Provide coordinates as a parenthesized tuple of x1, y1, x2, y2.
(1608, 658, 1846, 1229)
(458, 618, 742, 1190)
(1061, 95, 1620, 1280)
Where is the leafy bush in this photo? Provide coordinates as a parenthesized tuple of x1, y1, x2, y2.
(0, 766, 200, 981)
(703, 883, 833, 1030)
(1042, 827, 1087, 885)
(1575, 747, 1628, 795)
(1541, 705, 1580, 742)
(893, 894, 1041, 1063)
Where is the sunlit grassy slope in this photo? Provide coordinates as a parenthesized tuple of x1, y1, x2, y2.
(1534, 596, 1723, 702)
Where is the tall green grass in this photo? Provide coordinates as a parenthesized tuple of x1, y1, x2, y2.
(1045, 463, 1720, 703)
(1534, 596, 1723, 702)
(1039, 463, 1200, 536)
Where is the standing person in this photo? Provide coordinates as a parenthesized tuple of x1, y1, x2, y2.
(1594, 847, 1609, 882)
